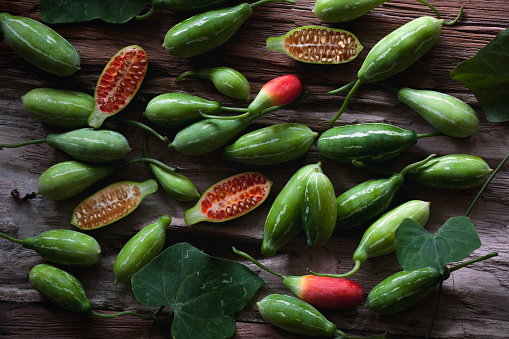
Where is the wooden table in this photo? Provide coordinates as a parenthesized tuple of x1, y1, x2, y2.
(1, 1, 507, 338)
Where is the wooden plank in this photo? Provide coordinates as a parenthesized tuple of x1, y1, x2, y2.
(1, 0, 508, 338)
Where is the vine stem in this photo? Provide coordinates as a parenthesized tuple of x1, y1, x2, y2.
(232, 247, 284, 278)
(112, 157, 176, 173)
(113, 118, 168, 142)
(0, 138, 47, 149)
(465, 151, 509, 217)
(251, 0, 295, 8)
(91, 310, 162, 323)
(329, 79, 363, 127)
(0, 232, 22, 244)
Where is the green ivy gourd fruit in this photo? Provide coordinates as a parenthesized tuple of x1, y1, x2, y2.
(317, 123, 442, 163)
(262, 163, 320, 257)
(0, 229, 101, 267)
(113, 215, 171, 284)
(266, 26, 363, 64)
(313, 0, 448, 24)
(406, 154, 493, 189)
(143, 134, 200, 202)
(0, 13, 80, 76)
(311, 200, 430, 278)
(257, 294, 387, 338)
(29, 264, 93, 314)
(397, 87, 480, 138)
(223, 123, 318, 165)
(22, 88, 93, 127)
(328, 12, 462, 126)
(335, 154, 435, 229)
(365, 267, 445, 314)
(143, 92, 248, 128)
(162, 0, 296, 58)
(71, 179, 158, 230)
(88, 45, 148, 128)
(302, 167, 337, 248)
(1, 128, 131, 163)
(136, 0, 233, 20)
(185, 172, 272, 225)
(176, 67, 251, 100)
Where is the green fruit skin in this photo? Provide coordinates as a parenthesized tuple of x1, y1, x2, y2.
(353, 200, 430, 264)
(163, 3, 253, 58)
(171, 116, 252, 156)
(266, 25, 363, 64)
(71, 179, 159, 230)
(155, 0, 232, 11)
(0, 13, 80, 76)
(302, 169, 337, 248)
(149, 164, 200, 201)
(313, 0, 386, 23)
(257, 294, 337, 337)
(46, 128, 131, 162)
(359, 16, 443, 83)
(336, 174, 403, 229)
(194, 67, 251, 100)
(407, 154, 492, 189)
(22, 229, 101, 267)
(22, 88, 93, 128)
(223, 123, 318, 165)
(113, 215, 171, 284)
(317, 123, 417, 163)
(144, 92, 223, 128)
(262, 163, 320, 257)
(37, 161, 113, 200)
(398, 87, 480, 138)
(29, 264, 93, 314)
(365, 267, 444, 314)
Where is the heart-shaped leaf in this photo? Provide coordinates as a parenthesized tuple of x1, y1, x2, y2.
(395, 216, 481, 273)
(131, 242, 263, 339)
(40, 0, 149, 24)
(450, 27, 509, 122)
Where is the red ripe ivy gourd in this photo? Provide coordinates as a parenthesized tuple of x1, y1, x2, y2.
(247, 74, 303, 115)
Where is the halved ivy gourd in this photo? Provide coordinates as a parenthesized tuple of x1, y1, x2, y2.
(266, 26, 363, 64)
(88, 45, 148, 128)
(71, 179, 158, 230)
(185, 172, 272, 225)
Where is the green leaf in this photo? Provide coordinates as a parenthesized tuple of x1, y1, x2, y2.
(40, 0, 149, 24)
(131, 242, 264, 339)
(395, 216, 481, 273)
(450, 27, 509, 122)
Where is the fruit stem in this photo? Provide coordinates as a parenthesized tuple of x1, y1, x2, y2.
(465, 151, 509, 217)
(325, 80, 358, 95)
(308, 260, 361, 278)
(416, 132, 446, 139)
(250, 0, 296, 8)
(399, 154, 436, 177)
(329, 79, 363, 127)
(233, 247, 284, 278)
(135, 5, 156, 21)
(175, 71, 195, 83)
(116, 157, 176, 173)
(448, 252, 499, 273)
(0, 138, 47, 149)
(113, 118, 168, 142)
(91, 309, 162, 323)
(0, 232, 22, 244)
(444, 6, 463, 26)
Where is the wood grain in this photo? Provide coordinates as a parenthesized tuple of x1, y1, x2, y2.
(1, 1, 508, 338)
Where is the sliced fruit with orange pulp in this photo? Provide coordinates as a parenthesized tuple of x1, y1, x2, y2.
(88, 45, 148, 128)
(71, 179, 158, 230)
(185, 172, 272, 225)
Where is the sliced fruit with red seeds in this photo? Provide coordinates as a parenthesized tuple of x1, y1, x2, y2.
(184, 172, 272, 225)
(88, 45, 148, 128)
